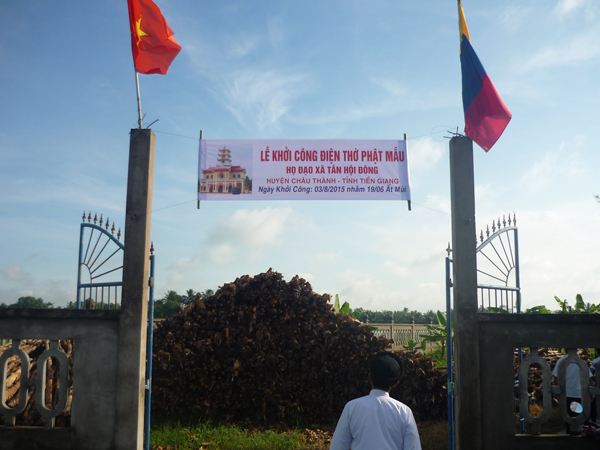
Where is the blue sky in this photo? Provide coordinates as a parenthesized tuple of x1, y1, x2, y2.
(1, 0, 599, 312)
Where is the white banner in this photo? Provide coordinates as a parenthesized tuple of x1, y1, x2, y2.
(198, 139, 410, 201)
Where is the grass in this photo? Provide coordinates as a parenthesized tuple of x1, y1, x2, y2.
(417, 421, 451, 450)
(150, 421, 323, 450)
(150, 420, 451, 450)
(151, 410, 574, 450)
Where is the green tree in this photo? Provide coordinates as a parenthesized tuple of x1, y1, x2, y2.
(9, 296, 54, 309)
(154, 290, 183, 319)
(524, 305, 550, 314)
(350, 307, 364, 320)
(153, 289, 215, 318)
(353, 308, 438, 324)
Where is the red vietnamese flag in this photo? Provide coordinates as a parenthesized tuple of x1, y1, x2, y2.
(127, 0, 181, 75)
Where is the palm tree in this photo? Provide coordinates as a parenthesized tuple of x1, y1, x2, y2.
(181, 289, 197, 306)
(200, 289, 214, 299)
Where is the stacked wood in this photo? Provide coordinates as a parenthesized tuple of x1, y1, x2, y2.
(151, 270, 450, 424)
(0, 339, 72, 427)
(151, 269, 392, 424)
(391, 350, 448, 422)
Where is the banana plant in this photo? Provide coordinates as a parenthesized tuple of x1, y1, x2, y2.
(422, 310, 452, 359)
(333, 294, 350, 314)
(555, 294, 600, 314)
(403, 338, 426, 352)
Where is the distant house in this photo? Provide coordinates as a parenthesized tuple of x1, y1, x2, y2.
(199, 147, 248, 194)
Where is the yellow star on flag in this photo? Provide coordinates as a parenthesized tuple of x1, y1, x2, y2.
(134, 16, 148, 46)
(127, 0, 181, 75)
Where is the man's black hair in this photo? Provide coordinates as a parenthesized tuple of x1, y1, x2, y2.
(369, 352, 404, 390)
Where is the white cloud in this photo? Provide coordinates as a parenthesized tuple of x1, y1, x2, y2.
(420, 194, 451, 215)
(291, 78, 455, 128)
(204, 207, 303, 265)
(517, 204, 600, 308)
(474, 183, 497, 208)
(0, 273, 73, 307)
(163, 256, 205, 287)
(211, 207, 295, 245)
(520, 32, 600, 72)
(181, 18, 309, 131)
(408, 137, 445, 171)
(219, 69, 308, 130)
(500, 5, 535, 32)
(336, 271, 400, 308)
(382, 260, 411, 279)
(267, 16, 286, 50)
(554, 0, 591, 15)
(371, 78, 408, 98)
(206, 243, 236, 265)
(310, 253, 339, 264)
(229, 34, 261, 58)
(415, 282, 444, 309)
(519, 145, 587, 191)
(0, 265, 34, 283)
(295, 272, 315, 284)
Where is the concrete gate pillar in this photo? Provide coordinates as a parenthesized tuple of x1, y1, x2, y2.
(449, 136, 482, 449)
(115, 129, 155, 450)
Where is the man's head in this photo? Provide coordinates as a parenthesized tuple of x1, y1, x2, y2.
(369, 352, 404, 391)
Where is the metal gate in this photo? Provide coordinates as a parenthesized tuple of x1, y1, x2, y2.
(446, 214, 521, 449)
(76, 212, 155, 450)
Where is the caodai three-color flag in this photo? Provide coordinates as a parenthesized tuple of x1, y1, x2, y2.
(459, 1, 511, 152)
(127, 0, 181, 75)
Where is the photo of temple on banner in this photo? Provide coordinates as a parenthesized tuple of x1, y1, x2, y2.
(198, 146, 252, 195)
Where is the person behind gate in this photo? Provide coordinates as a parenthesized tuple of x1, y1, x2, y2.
(329, 351, 421, 450)
(552, 354, 593, 434)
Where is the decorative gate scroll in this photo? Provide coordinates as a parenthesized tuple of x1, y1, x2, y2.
(77, 212, 124, 310)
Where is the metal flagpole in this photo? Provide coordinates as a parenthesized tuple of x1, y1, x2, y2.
(135, 70, 143, 129)
(404, 133, 411, 211)
(197, 130, 203, 209)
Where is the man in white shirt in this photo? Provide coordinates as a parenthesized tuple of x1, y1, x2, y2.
(552, 354, 593, 434)
(330, 352, 421, 450)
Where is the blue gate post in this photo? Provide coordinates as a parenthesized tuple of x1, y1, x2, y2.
(514, 228, 524, 434)
(76, 222, 85, 309)
(144, 248, 155, 450)
(446, 253, 455, 450)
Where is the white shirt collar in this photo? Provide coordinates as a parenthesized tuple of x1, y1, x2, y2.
(370, 389, 390, 397)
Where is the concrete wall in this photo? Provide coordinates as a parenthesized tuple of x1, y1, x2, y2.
(479, 313, 600, 450)
(0, 309, 120, 450)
